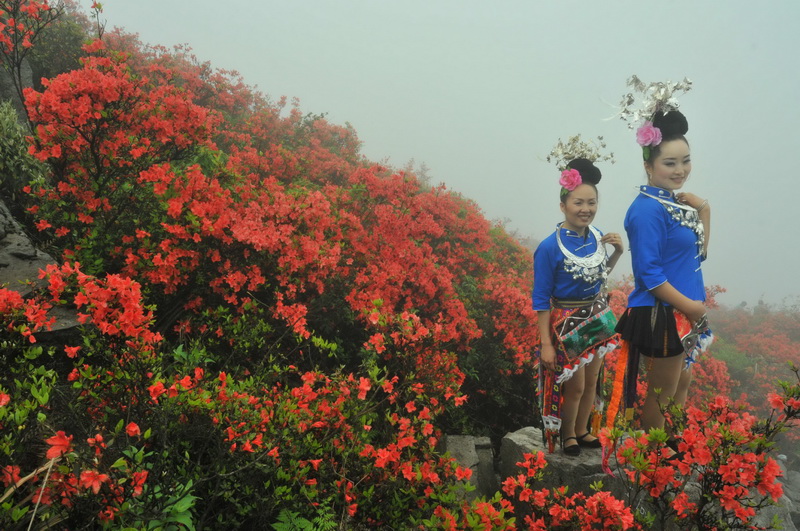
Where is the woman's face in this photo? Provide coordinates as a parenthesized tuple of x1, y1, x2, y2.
(645, 138, 691, 191)
(560, 183, 598, 234)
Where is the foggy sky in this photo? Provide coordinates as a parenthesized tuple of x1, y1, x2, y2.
(77, 0, 800, 307)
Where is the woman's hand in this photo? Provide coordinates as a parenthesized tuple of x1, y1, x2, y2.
(540, 343, 558, 372)
(675, 192, 706, 211)
(651, 284, 707, 324)
(685, 300, 707, 323)
(678, 192, 712, 257)
(601, 232, 624, 272)
(600, 232, 624, 255)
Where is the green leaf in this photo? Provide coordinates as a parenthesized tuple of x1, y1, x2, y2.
(171, 493, 197, 513)
(170, 513, 195, 530)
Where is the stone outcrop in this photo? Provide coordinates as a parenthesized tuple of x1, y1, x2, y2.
(0, 199, 78, 333)
(439, 435, 499, 501)
(499, 426, 617, 497)
(779, 460, 800, 529)
(0, 57, 33, 122)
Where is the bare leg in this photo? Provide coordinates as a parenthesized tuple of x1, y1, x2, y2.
(673, 365, 693, 409)
(575, 354, 602, 439)
(640, 355, 684, 431)
(560, 365, 586, 448)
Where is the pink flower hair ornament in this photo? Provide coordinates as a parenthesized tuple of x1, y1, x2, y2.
(636, 121, 662, 147)
(559, 168, 582, 196)
(636, 122, 662, 161)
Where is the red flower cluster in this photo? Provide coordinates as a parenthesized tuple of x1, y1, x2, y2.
(605, 390, 795, 529)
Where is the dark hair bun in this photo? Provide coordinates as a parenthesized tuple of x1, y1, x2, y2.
(652, 110, 689, 138)
(567, 158, 601, 185)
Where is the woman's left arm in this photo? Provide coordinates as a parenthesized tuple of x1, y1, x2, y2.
(676, 192, 711, 257)
(600, 232, 625, 271)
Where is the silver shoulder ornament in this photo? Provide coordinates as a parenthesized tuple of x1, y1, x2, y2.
(639, 188, 705, 257)
(555, 224, 609, 285)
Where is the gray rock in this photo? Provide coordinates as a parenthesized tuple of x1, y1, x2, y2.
(499, 426, 613, 497)
(784, 484, 800, 504)
(788, 470, 800, 494)
(440, 435, 501, 501)
(474, 436, 499, 499)
(0, 199, 79, 332)
(753, 502, 798, 531)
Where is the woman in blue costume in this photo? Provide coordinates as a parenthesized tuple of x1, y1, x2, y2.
(609, 79, 713, 434)
(533, 151, 624, 456)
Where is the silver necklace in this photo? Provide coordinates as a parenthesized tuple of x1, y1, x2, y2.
(554, 224, 609, 285)
(639, 189, 705, 251)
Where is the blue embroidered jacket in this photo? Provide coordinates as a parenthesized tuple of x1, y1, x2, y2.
(625, 185, 706, 307)
(532, 224, 606, 311)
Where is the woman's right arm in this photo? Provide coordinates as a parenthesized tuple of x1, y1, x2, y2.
(533, 242, 558, 371)
(537, 310, 557, 371)
(650, 283, 706, 323)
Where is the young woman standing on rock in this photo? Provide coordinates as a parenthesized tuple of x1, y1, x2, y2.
(533, 138, 623, 456)
(608, 77, 713, 435)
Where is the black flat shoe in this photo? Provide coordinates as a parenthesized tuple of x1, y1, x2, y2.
(666, 438, 680, 453)
(665, 438, 684, 461)
(562, 436, 581, 457)
(576, 432, 602, 449)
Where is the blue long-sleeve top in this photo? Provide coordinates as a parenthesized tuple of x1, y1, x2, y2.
(625, 185, 706, 307)
(532, 224, 605, 311)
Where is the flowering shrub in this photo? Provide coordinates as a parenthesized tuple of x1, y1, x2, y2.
(0, 269, 477, 527)
(17, 25, 540, 440)
(602, 369, 799, 530)
(499, 452, 636, 530)
(0, 0, 63, 114)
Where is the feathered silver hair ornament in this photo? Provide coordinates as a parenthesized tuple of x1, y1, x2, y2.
(618, 75, 693, 129)
(546, 134, 615, 172)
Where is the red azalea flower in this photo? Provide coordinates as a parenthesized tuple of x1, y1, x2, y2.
(45, 431, 73, 459)
(357, 377, 371, 400)
(64, 345, 81, 358)
(80, 470, 109, 494)
(131, 470, 148, 496)
(1, 465, 21, 487)
(125, 422, 141, 437)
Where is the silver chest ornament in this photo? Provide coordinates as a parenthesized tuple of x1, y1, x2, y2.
(555, 224, 609, 285)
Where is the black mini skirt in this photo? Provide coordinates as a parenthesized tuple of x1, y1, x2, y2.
(614, 304, 684, 358)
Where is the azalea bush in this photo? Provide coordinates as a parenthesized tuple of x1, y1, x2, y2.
(18, 24, 540, 442)
(0, 264, 471, 527)
(602, 368, 799, 530)
(1, 2, 539, 527)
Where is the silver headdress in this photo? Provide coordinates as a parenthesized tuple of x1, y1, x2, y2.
(546, 135, 614, 172)
(617, 75, 693, 130)
(618, 76, 693, 160)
